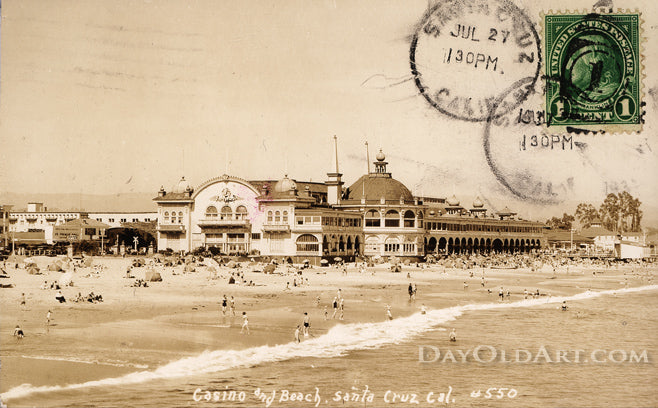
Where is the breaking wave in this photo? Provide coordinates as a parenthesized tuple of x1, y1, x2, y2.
(3, 285, 655, 401)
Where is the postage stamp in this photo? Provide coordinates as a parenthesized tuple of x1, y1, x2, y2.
(544, 12, 642, 132)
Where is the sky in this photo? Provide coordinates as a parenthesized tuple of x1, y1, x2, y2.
(1, 0, 657, 223)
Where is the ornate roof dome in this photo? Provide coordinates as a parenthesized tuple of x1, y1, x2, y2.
(344, 174, 413, 203)
(172, 176, 192, 194)
(376, 149, 386, 161)
(273, 175, 297, 193)
(473, 196, 484, 208)
(447, 194, 460, 206)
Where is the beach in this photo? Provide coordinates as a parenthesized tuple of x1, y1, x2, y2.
(1, 255, 656, 407)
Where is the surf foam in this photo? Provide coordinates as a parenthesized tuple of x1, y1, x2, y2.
(3, 285, 656, 401)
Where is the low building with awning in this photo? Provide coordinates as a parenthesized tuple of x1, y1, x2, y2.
(53, 218, 110, 242)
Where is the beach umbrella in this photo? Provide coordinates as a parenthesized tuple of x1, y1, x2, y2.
(48, 263, 63, 272)
(59, 271, 73, 286)
(145, 270, 162, 282)
(320, 259, 329, 265)
(302, 259, 310, 264)
(333, 257, 342, 262)
(226, 261, 238, 268)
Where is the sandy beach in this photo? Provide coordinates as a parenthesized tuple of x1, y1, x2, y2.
(1, 255, 656, 406)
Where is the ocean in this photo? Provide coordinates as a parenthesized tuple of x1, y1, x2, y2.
(3, 286, 657, 408)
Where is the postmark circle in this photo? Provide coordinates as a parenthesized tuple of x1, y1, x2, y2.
(410, 0, 541, 122)
(483, 75, 648, 205)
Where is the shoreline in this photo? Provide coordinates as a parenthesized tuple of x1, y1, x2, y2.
(1, 255, 655, 396)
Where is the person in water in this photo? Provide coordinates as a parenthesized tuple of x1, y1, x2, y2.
(240, 312, 250, 334)
(303, 312, 310, 336)
(561, 301, 568, 311)
(449, 328, 457, 342)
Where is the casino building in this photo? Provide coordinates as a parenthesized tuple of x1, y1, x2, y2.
(154, 140, 545, 260)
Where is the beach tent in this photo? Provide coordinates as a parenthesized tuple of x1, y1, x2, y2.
(145, 270, 162, 282)
(83, 257, 93, 267)
(59, 271, 74, 286)
(226, 261, 238, 269)
(263, 264, 276, 274)
(48, 263, 64, 272)
(27, 266, 41, 275)
(184, 264, 196, 272)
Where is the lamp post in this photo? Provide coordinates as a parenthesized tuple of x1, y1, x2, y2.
(100, 228, 105, 255)
(570, 228, 575, 252)
(133, 236, 139, 253)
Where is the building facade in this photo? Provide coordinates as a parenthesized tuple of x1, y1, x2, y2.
(7, 202, 156, 245)
(154, 146, 546, 259)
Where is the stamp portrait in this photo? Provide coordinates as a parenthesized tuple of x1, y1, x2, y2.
(544, 12, 642, 132)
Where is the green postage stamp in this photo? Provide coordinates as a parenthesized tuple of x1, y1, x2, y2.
(544, 12, 642, 132)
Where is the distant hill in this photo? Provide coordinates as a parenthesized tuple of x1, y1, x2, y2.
(0, 192, 156, 212)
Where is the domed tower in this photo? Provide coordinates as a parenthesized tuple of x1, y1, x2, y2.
(470, 196, 487, 217)
(172, 176, 193, 197)
(272, 175, 298, 197)
(340, 149, 413, 204)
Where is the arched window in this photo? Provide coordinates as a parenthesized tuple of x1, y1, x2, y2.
(403, 210, 415, 228)
(164, 212, 169, 223)
(282, 210, 288, 223)
(178, 211, 183, 224)
(236, 205, 248, 220)
(220, 206, 232, 220)
(275, 211, 281, 223)
(205, 206, 218, 218)
(365, 210, 381, 227)
(267, 211, 273, 223)
(296, 234, 319, 253)
(384, 237, 400, 253)
(385, 210, 399, 227)
(417, 211, 424, 228)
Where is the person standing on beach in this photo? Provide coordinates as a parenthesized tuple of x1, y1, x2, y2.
(240, 312, 250, 334)
(303, 312, 310, 336)
(524, 289, 528, 299)
(386, 305, 393, 320)
(332, 297, 338, 319)
(230, 296, 236, 316)
(46, 310, 52, 332)
(339, 298, 344, 320)
(499, 287, 504, 301)
(294, 325, 301, 343)
(221, 295, 227, 316)
(20, 293, 26, 310)
(324, 306, 328, 320)
(408, 283, 414, 300)
(14, 325, 24, 339)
